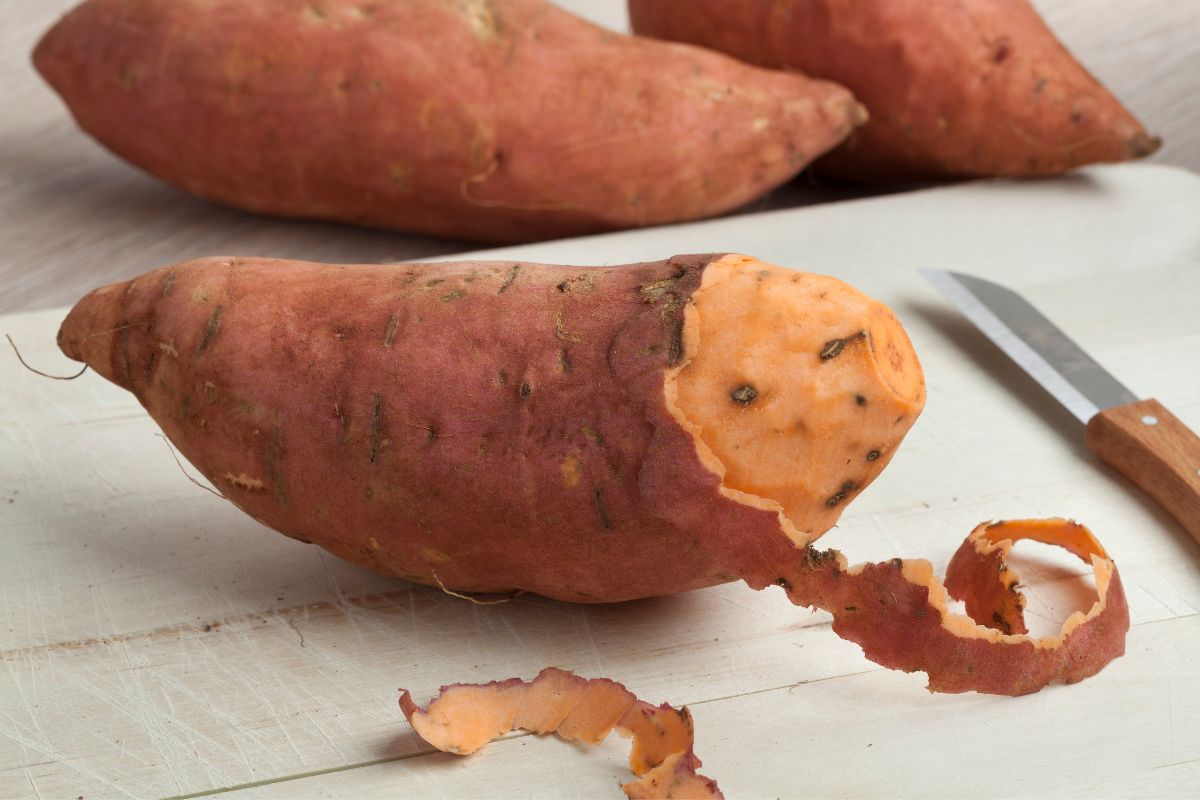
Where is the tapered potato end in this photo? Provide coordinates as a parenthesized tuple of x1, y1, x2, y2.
(57, 282, 126, 386)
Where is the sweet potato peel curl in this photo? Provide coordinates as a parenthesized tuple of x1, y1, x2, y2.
(766, 518, 1129, 695)
(400, 519, 1125, 796)
(399, 668, 722, 798)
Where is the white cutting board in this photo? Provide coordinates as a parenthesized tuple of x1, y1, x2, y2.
(2, 163, 1198, 799)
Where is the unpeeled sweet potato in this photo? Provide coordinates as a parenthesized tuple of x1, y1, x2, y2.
(57, 253, 925, 602)
(34, 0, 864, 243)
(628, 0, 1159, 179)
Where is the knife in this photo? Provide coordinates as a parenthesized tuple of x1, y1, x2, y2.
(921, 269, 1200, 544)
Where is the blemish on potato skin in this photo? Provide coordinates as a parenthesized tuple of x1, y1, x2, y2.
(461, 0, 501, 41)
(855, 394, 867, 406)
(440, 287, 466, 303)
(554, 311, 580, 343)
(638, 268, 686, 303)
(117, 65, 139, 89)
(561, 454, 582, 488)
(819, 337, 845, 360)
(867, 449, 881, 461)
(267, 425, 287, 507)
(160, 271, 176, 297)
(368, 394, 384, 463)
(158, 339, 179, 357)
(225, 472, 265, 490)
(196, 306, 222, 355)
(422, 547, 451, 563)
(384, 313, 399, 347)
(557, 348, 572, 373)
(992, 37, 1011, 64)
(667, 318, 685, 365)
(519, 381, 532, 399)
(556, 274, 594, 293)
(496, 264, 520, 294)
(593, 487, 612, 530)
(730, 384, 758, 405)
(826, 481, 858, 508)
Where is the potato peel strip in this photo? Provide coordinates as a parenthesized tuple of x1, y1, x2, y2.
(399, 668, 723, 799)
(768, 518, 1129, 695)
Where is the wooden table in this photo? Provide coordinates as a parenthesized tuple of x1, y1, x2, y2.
(3, 163, 1199, 798)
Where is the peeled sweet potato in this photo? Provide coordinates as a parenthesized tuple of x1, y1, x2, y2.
(59, 254, 1132, 695)
(628, 0, 1159, 179)
(33, 0, 864, 243)
(58, 253, 925, 602)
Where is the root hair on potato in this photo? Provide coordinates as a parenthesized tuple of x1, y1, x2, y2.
(156, 434, 229, 502)
(7, 334, 88, 380)
(431, 571, 525, 605)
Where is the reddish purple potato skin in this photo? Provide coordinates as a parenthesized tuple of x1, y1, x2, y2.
(34, 0, 864, 242)
(58, 254, 827, 602)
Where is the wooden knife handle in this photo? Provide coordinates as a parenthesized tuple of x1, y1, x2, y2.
(1085, 398, 1200, 544)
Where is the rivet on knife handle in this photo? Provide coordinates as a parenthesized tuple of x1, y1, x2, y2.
(1085, 398, 1200, 543)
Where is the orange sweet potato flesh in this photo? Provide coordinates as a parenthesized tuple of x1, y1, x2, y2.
(33, 0, 864, 243)
(57, 253, 923, 603)
(399, 668, 722, 799)
(628, 0, 1159, 179)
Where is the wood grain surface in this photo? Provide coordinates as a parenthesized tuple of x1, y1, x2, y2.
(1086, 398, 1200, 544)
(2, 163, 1199, 799)
(2, 0, 1197, 315)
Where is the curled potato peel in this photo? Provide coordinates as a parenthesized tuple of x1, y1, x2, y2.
(401, 520, 1127, 796)
(400, 668, 723, 799)
(768, 518, 1128, 695)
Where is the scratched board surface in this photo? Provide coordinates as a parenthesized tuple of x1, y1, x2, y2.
(2, 163, 1200, 799)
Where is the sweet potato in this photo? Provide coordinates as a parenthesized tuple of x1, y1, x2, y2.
(628, 0, 1159, 179)
(57, 253, 925, 602)
(59, 254, 1132, 695)
(33, 0, 864, 243)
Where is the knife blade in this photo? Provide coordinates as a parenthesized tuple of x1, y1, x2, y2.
(922, 269, 1200, 543)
